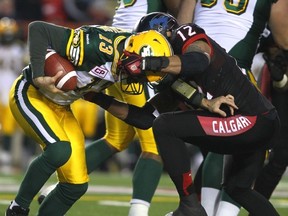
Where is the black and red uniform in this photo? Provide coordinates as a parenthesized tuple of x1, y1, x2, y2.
(153, 24, 280, 216)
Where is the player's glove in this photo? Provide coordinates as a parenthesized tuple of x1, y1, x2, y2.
(118, 51, 144, 76)
(118, 50, 169, 75)
(263, 52, 287, 81)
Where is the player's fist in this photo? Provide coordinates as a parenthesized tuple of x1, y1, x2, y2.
(118, 51, 143, 76)
(264, 53, 287, 81)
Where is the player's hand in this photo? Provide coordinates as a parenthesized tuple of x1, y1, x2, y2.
(203, 94, 238, 117)
(33, 71, 64, 93)
(118, 51, 144, 76)
(263, 53, 287, 81)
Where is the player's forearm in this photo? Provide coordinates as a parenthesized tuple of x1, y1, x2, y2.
(84, 92, 155, 129)
(164, 0, 195, 24)
(28, 21, 67, 78)
(106, 100, 156, 129)
(177, 0, 196, 24)
(269, 0, 288, 50)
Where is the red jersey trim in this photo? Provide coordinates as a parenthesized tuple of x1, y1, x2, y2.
(182, 33, 213, 57)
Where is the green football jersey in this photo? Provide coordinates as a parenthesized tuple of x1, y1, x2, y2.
(62, 25, 131, 77)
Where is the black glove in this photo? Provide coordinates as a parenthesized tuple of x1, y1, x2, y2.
(118, 50, 169, 75)
(142, 56, 169, 71)
(263, 52, 287, 81)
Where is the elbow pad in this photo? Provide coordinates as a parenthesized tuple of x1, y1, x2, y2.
(178, 51, 210, 77)
(124, 103, 156, 129)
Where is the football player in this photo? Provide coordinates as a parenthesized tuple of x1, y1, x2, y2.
(6, 14, 188, 215)
(84, 1, 195, 216)
(192, 0, 288, 215)
(250, 31, 288, 215)
(112, 15, 280, 216)
(36, 1, 195, 216)
(6, 22, 131, 216)
(0, 17, 26, 166)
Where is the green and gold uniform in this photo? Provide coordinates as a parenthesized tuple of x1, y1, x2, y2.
(9, 21, 130, 215)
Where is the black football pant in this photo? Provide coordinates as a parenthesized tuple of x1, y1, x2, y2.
(253, 90, 288, 201)
(153, 109, 280, 216)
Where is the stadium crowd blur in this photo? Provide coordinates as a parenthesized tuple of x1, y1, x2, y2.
(0, 0, 139, 174)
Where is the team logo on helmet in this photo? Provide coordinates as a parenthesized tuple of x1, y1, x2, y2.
(139, 46, 153, 57)
(149, 16, 170, 33)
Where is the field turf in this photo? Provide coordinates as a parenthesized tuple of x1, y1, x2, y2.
(1, 171, 288, 215)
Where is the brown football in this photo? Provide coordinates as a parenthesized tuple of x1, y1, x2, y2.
(44, 51, 77, 91)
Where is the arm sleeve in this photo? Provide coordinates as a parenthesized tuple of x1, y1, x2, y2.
(84, 92, 155, 129)
(28, 21, 68, 78)
(124, 103, 156, 130)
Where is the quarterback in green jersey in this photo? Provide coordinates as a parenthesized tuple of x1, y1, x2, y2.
(6, 22, 131, 216)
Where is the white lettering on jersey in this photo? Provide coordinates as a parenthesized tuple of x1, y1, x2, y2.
(89, 65, 108, 78)
(177, 26, 196, 41)
(88, 62, 115, 82)
(212, 116, 251, 134)
(198, 115, 257, 136)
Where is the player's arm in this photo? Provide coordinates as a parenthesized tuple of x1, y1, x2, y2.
(28, 21, 67, 78)
(268, 0, 288, 91)
(164, 0, 196, 24)
(84, 92, 156, 129)
(159, 40, 211, 76)
(28, 21, 68, 92)
(269, 0, 288, 51)
(120, 40, 211, 77)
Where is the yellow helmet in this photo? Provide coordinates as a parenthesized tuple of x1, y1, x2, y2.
(119, 30, 173, 94)
(0, 17, 19, 44)
(124, 30, 173, 82)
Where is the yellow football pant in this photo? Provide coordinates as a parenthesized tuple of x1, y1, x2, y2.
(9, 76, 88, 184)
(104, 82, 158, 154)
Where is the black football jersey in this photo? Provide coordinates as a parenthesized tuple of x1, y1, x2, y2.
(169, 23, 274, 115)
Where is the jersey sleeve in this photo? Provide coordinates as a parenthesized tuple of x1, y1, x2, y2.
(28, 21, 69, 78)
(171, 23, 212, 55)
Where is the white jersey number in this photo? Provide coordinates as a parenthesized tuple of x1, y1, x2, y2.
(117, 0, 136, 8)
(177, 26, 197, 41)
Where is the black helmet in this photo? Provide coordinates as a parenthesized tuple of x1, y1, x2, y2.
(133, 12, 178, 37)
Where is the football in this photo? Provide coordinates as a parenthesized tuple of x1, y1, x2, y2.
(44, 51, 77, 91)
